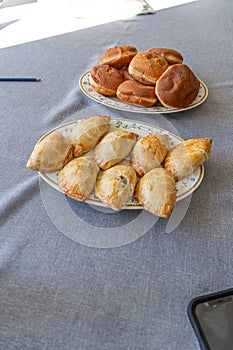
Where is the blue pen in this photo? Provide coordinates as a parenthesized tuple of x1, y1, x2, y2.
(0, 78, 41, 82)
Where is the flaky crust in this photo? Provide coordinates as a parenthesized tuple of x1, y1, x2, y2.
(117, 80, 157, 107)
(147, 48, 183, 65)
(94, 129, 139, 170)
(90, 65, 123, 96)
(130, 134, 169, 176)
(164, 138, 212, 181)
(26, 131, 73, 172)
(58, 157, 99, 201)
(99, 45, 137, 68)
(128, 51, 169, 85)
(70, 116, 110, 157)
(135, 168, 177, 218)
(95, 165, 137, 210)
(155, 64, 200, 108)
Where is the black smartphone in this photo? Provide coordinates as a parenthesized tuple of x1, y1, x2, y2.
(188, 288, 233, 350)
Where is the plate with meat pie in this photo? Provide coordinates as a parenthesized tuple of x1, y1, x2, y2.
(27, 117, 211, 214)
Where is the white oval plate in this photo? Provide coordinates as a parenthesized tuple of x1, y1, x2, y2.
(79, 70, 208, 114)
(39, 118, 204, 209)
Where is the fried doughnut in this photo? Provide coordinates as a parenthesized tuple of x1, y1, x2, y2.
(155, 64, 200, 108)
(121, 67, 135, 81)
(147, 48, 183, 65)
(116, 80, 157, 107)
(89, 65, 123, 96)
(128, 51, 169, 85)
(99, 45, 137, 68)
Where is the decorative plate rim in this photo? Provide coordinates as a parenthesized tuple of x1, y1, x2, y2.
(79, 70, 208, 114)
(38, 118, 204, 209)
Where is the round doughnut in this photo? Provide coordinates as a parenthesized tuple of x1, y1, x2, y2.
(147, 48, 183, 65)
(121, 67, 135, 81)
(155, 64, 200, 108)
(99, 45, 137, 68)
(128, 51, 169, 85)
(116, 80, 157, 107)
(89, 64, 124, 96)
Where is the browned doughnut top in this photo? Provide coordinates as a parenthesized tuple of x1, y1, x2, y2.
(117, 80, 157, 107)
(155, 64, 200, 108)
(147, 48, 183, 65)
(99, 45, 137, 68)
(90, 65, 123, 96)
(128, 51, 169, 85)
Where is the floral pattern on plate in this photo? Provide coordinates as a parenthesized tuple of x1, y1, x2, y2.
(79, 71, 208, 114)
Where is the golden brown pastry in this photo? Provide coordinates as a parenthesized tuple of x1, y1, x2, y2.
(58, 157, 99, 201)
(99, 45, 137, 68)
(26, 131, 73, 172)
(155, 64, 200, 108)
(135, 168, 177, 218)
(116, 80, 157, 107)
(164, 138, 212, 181)
(70, 116, 110, 157)
(147, 48, 183, 65)
(128, 51, 169, 85)
(130, 134, 169, 176)
(94, 129, 139, 170)
(95, 165, 137, 210)
(89, 65, 123, 96)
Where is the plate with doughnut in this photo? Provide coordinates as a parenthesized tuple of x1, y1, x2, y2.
(79, 45, 208, 114)
(26, 116, 212, 217)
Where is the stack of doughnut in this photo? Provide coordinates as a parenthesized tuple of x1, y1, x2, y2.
(89, 45, 200, 109)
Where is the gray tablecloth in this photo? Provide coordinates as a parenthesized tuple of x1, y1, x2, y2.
(0, 0, 233, 349)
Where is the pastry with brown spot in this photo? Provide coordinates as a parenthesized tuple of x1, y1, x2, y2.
(95, 165, 137, 210)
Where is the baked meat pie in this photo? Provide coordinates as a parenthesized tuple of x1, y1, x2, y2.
(94, 129, 139, 170)
(26, 131, 73, 172)
(164, 138, 212, 181)
(70, 115, 110, 157)
(95, 165, 137, 210)
(135, 168, 177, 218)
(58, 157, 99, 201)
(130, 134, 169, 176)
